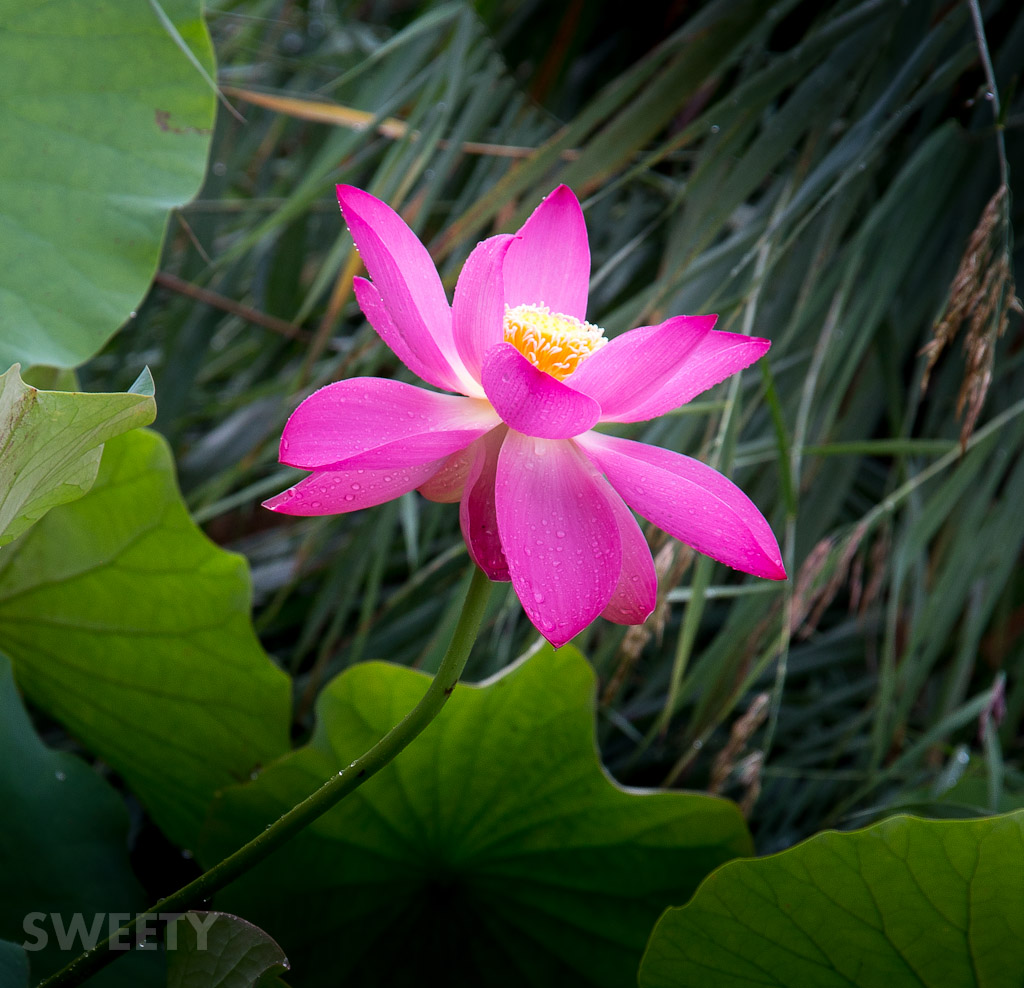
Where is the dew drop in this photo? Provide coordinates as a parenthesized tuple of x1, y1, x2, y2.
(54, 770, 66, 782)
(344, 494, 355, 502)
(533, 592, 545, 603)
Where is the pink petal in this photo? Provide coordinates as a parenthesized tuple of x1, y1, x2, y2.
(578, 433, 786, 580)
(338, 186, 477, 395)
(503, 185, 590, 320)
(496, 432, 621, 647)
(481, 343, 600, 439)
(418, 444, 477, 503)
(353, 277, 469, 394)
(460, 427, 509, 581)
(263, 459, 444, 516)
(452, 234, 517, 384)
(622, 332, 772, 422)
(279, 379, 498, 470)
(567, 314, 717, 421)
(600, 494, 658, 625)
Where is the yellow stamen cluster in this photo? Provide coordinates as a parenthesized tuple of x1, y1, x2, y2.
(503, 303, 607, 380)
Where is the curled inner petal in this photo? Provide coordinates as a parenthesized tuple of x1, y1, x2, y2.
(482, 343, 600, 440)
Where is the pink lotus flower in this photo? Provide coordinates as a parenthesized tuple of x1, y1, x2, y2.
(265, 185, 785, 647)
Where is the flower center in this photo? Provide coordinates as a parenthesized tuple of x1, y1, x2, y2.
(503, 303, 607, 380)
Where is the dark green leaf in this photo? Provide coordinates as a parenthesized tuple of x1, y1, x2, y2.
(0, 940, 29, 988)
(0, 653, 154, 983)
(167, 912, 289, 988)
(201, 645, 752, 987)
(639, 811, 1024, 987)
(0, 430, 291, 848)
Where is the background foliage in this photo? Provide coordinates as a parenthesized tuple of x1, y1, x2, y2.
(129, 0, 1023, 845)
(1, 0, 1023, 985)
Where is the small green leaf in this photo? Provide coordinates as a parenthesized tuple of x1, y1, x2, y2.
(167, 912, 289, 988)
(0, 653, 148, 982)
(0, 0, 216, 368)
(639, 811, 1024, 988)
(0, 364, 155, 546)
(0, 430, 291, 848)
(201, 645, 752, 987)
(128, 366, 157, 398)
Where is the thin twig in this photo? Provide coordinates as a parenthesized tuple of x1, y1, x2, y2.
(154, 271, 310, 341)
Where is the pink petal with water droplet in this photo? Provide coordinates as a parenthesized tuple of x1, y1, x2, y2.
(460, 426, 509, 580)
(452, 233, 516, 384)
(496, 432, 621, 647)
(481, 343, 600, 439)
(503, 185, 590, 320)
(418, 443, 478, 504)
(280, 378, 498, 471)
(263, 459, 445, 516)
(579, 432, 786, 580)
(599, 493, 657, 625)
(338, 185, 477, 394)
(567, 314, 716, 421)
(622, 332, 772, 421)
(353, 277, 469, 394)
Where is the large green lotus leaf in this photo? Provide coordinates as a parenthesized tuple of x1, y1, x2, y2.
(639, 811, 1024, 988)
(200, 645, 753, 988)
(0, 654, 163, 987)
(0, 364, 155, 547)
(0, 0, 215, 368)
(0, 429, 291, 849)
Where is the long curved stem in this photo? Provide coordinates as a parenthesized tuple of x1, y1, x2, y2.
(39, 565, 493, 988)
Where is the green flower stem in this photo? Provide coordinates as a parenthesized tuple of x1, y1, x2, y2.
(38, 564, 493, 988)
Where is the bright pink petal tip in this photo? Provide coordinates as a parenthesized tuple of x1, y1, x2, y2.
(337, 186, 475, 395)
(503, 184, 590, 319)
(263, 459, 445, 516)
(482, 343, 600, 439)
(578, 432, 786, 581)
(496, 433, 621, 647)
(567, 314, 717, 421)
(623, 332, 772, 422)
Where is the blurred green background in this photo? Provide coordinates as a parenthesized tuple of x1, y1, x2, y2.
(83, 0, 1024, 854)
